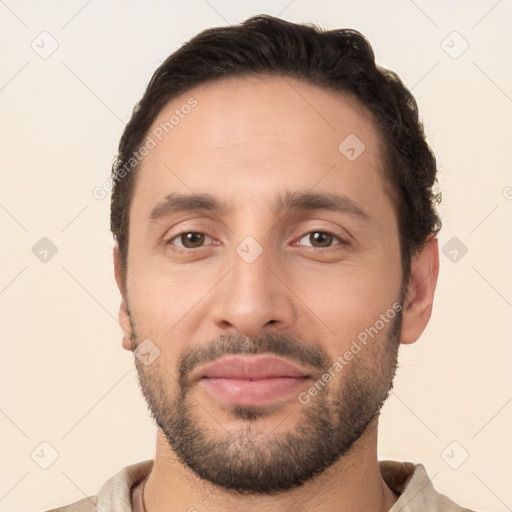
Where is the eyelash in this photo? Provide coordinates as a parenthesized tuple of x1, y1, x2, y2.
(296, 230, 346, 249)
(165, 230, 346, 251)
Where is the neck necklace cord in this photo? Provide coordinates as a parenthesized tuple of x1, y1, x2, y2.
(141, 477, 148, 512)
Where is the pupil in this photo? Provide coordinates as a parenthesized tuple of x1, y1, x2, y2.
(184, 233, 203, 247)
(312, 232, 331, 247)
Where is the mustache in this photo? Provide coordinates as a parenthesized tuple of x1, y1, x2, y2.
(177, 332, 331, 387)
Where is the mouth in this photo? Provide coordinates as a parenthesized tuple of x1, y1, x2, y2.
(195, 355, 312, 406)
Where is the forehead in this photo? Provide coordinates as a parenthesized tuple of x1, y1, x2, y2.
(153, 74, 380, 160)
(131, 74, 392, 222)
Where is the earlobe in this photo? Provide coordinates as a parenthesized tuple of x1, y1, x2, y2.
(119, 299, 133, 352)
(399, 236, 440, 345)
(113, 245, 133, 352)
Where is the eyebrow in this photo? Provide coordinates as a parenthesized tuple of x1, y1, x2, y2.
(148, 191, 369, 222)
(273, 190, 369, 220)
(149, 193, 224, 221)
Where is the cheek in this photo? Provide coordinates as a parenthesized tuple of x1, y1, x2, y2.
(126, 260, 217, 348)
(290, 258, 401, 355)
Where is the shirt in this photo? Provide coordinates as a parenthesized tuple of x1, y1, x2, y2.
(45, 459, 476, 512)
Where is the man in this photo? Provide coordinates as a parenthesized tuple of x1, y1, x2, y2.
(49, 14, 476, 512)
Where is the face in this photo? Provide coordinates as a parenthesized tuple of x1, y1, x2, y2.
(118, 75, 406, 493)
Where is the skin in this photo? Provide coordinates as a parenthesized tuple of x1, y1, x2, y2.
(114, 74, 439, 511)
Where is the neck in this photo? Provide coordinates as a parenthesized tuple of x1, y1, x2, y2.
(143, 419, 398, 512)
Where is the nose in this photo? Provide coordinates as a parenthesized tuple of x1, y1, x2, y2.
(210, 243, 296, 337)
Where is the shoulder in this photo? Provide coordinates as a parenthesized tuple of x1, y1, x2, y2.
(44, 495, 98, 512)
(42, 459, 153, 512)
(381, 460, 478, 512)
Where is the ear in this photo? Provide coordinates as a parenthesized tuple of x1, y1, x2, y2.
(113, 244, 133, 352)
(400, 236, 440, 345)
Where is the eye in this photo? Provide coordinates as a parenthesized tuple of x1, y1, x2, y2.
(297, 231, 344, 249)
(167, 232, 213, 249)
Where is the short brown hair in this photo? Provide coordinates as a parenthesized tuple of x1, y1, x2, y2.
(111, 14, 441, 285)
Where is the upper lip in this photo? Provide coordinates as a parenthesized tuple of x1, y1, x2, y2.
(195, 355, 311, 380)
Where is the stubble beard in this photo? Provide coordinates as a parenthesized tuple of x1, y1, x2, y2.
(131, 311, 401, 494)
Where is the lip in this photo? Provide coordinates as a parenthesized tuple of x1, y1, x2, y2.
(196, 355, 310, 380)
(196, 355, 311, 406)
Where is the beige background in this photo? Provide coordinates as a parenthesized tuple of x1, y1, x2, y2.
(1, 1, 511, 511)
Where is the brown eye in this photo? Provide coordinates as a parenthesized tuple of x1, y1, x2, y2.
(298, 231, 341, 248)
(169, 232, 209, 249)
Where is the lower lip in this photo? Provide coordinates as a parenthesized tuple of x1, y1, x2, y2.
(199, 377, 309, 406)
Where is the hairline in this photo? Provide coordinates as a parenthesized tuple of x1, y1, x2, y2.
(117, 72, 412, 288)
